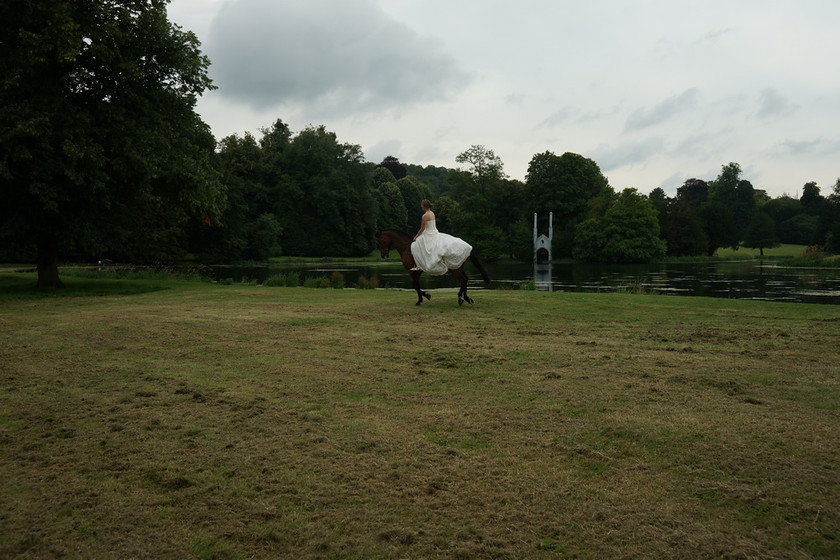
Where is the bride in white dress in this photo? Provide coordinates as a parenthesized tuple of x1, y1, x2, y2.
(410, 200, 472, 275)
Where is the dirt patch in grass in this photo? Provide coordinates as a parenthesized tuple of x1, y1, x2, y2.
(1, 285, 839, 558)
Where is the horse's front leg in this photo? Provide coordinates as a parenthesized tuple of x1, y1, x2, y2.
(412, 270, 430, 305)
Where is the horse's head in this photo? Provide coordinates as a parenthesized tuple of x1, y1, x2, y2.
(376, 229, 391, 259)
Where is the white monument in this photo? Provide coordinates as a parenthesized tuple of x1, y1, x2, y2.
(533, 213, 553, 291)
(533, 212, 553, 263)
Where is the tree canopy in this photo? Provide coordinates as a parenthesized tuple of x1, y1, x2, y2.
(2, 3, 839, 272)
(574, 188, 666, 263)
(0, 0, 222, 286)
(743, 211, 779, 256)
(708, 162, 756, 239)
(447, 146, 529, 260)
(525, 151, 611, 258)
(208, 123, 377, 259)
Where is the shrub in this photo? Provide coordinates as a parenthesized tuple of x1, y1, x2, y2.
(304, 276, 331, 289)
(263, 272, 299, 287)
(263, 274, 281, 287)
(356, 275, 379, 289)
(329, 271, 345, 289)
(802, 245, 826, 258)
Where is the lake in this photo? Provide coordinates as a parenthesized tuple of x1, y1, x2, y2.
(208, 260, 840, 305)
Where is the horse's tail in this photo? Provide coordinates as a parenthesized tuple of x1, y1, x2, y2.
(469, 251, 491, 283)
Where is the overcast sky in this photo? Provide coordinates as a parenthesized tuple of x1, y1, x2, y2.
(167, 0, 840, 198)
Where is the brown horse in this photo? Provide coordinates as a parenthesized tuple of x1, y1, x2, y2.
(376, 229, 491, 306)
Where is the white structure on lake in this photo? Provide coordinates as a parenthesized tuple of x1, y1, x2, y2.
(533, 213, 553, 291)
(533, 212, 553, 263)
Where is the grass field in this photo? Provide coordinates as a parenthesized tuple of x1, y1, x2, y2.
(715, 244, 808, 260)
(1, 273, 839, 558)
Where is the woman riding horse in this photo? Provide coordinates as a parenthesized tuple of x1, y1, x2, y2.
(376, 226, 490, 306)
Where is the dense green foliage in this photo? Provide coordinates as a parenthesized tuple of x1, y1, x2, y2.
(446, 145, 529, 261)
(0, 0, 223, 286)
(742, 211, 780, 256)
(194, 121, 375, 261)
(654, 165, 840, 258)
(526, 151, 612, 257)
(574, 188, 666, 263)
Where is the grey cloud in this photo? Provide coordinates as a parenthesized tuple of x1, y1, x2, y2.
(672, 127, 733, 162)
(537, 106, 578, 128)
(625, 88, 701, 131)
(776, 137, 840, 156)
(779, 138, 822, 154)
(590, 137, 665, 173)
(757, 88, 797, 119)
(673, 132, 714, 154)
(205, 0, 469, 115)
(537, 106, 607, 129)
(691, 28, 732, 47)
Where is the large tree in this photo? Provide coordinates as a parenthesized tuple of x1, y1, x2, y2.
(676, 178, 709, 207)
(708, 162, 755, 239)
(196, 132, 271, 263)
(820, 179, 840, 253)
(396, 176, 433, 232)
(0, 0, 222, 286)
(800, 181, 823, 215)
(373, 181, 407, 232)
(449, 145, 521, 260)
(377, 156, 407, 180)
(574, 188, 665, 263)
(525, 151, 611, 257)
(662, 200, 708, 257)
(743, 211, 779, 257)
(276, 125, 375, 257)
(699, 201, 739, 255)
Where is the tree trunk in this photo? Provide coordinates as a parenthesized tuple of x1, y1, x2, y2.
(36, 235, 63, 288)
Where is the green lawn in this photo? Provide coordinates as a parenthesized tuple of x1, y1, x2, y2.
(1, 274, 839, 558)
(715, 243, 808, 259)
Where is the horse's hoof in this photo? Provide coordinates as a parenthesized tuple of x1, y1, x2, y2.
(424, 293, 431, 301)
(458, 297, 464, 306)
(467, 297, 475, 305)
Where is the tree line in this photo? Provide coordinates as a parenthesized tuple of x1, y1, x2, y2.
(199, 125, 840, 266)
(3, 1, 839, 287)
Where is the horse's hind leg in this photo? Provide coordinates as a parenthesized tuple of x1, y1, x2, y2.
(416, 287, 431, 305)
(455, 268, 473, 306)
(463, 271, 474, 305)
(462, 286, 474, 306)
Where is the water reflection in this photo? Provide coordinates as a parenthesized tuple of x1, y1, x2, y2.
(207, 260, 840, 305)
(534, 263, 553, 292)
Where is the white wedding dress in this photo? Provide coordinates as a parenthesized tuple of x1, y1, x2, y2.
(410, 220, 472, 275)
